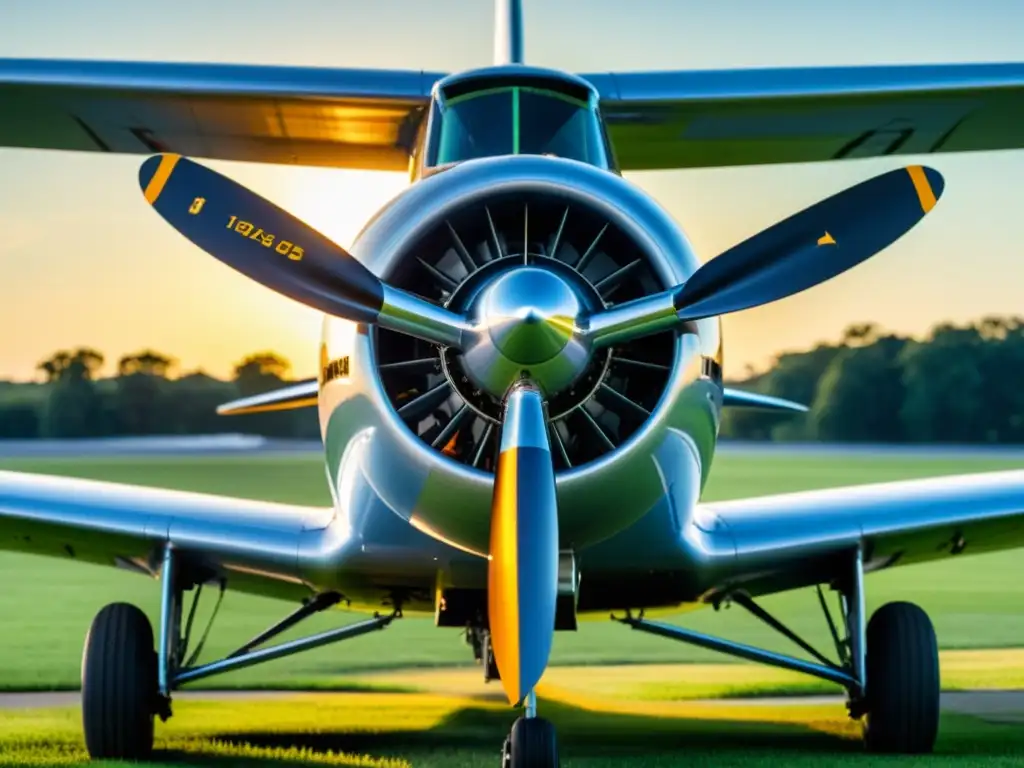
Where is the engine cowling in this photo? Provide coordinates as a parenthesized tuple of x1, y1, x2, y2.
(320, 155, 722, 554)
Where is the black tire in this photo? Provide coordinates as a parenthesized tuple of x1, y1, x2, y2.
(81, 602, 158, 760)
(503, 717, 559, 768)
(483, 631, 501, 683)
(864, 601, 940, 754)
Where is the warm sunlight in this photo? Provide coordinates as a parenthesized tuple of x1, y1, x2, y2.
(283, 167, 411, 249)
(201, 165, 414, 381)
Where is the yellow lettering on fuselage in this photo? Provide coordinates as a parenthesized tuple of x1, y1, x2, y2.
(321, 355, 351, 385)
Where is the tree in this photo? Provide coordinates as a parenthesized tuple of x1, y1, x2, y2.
(977, 318, 1024, 442)
(0, 404, 40, 438)
(811, 335, 908, 442)
(118, 350, 176, 378)
(228, 352, 313, 437)
(114, 350, 176, 435)
(899, 325, 985, 442)
(720, 343, 842, 441)
(37, 348, 104, 383)
(38, 352, 106, 438)
(232, 352, 292, 396)
(166, 372, 238, 435)
(842, 322, 882, 347)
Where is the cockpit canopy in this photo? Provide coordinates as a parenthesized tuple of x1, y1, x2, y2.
(422, 67, 614, 172)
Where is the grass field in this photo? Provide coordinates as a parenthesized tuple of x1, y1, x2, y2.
(3, 684, 1024, 767)
(2, 450, 1024, 766)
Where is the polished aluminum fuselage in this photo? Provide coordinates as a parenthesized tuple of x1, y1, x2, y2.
(319, 154, 723, 562)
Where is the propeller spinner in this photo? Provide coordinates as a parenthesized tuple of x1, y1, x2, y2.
(139, 152, 944, 707)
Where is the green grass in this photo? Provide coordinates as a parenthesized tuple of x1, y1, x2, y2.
(1, 688, 1023, 767)
(3, 451, 1024, 765)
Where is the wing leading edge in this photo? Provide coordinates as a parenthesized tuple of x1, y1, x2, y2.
(578, 427, 1024, 611)
(584, 63, 1024, 171)
(0, 465, 479, 610)
(0, 59, 445, 171)
(0, 469, 331, 599)
(699, 468, 1024, 599)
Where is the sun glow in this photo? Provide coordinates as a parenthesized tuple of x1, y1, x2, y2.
(201, 165, 412, 381)
(282, 167, 411, 249)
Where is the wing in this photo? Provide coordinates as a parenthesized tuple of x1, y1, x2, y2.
(578, 430, 1024, 611)
(0, 59, 445, 171)
(0, 469, 331, 599)
(583, 63, 1024, 171)
(0, 467, 473, 608)
(700, 469, 1024, 599)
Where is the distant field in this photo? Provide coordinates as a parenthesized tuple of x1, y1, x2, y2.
(0, 452, 1022, 690)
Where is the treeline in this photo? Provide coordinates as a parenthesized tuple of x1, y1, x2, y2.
(0, 348, 318, 439)
(722, 316, 1024, 444)
(5, 315, 1024, 444)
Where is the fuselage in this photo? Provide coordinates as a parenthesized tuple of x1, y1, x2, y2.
(317, 65, 725, 558)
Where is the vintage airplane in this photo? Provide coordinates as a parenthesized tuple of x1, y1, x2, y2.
(2, 1, 1024, 764)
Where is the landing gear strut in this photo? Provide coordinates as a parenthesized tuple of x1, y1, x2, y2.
(465, 625, 502, 683)
(483, 630, 500, 683)
(80, 545, 398, 761)
(616, 544, 941, 754)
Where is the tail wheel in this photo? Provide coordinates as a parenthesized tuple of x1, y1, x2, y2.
(81, 602, 158, 760)
(864, 601, 940, 754)
(502, 717, 559, 768)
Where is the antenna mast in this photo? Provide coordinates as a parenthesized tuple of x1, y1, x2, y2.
(494, 0, 524, 64)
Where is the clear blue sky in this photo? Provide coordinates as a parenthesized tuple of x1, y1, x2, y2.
(1, 0, 1022, 381)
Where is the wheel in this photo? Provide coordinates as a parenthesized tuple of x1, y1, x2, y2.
(483, 631, 501, 683)
(502, 717, 558, 767)
(863, 601, 940, 754)
(81, 602, 158, 760)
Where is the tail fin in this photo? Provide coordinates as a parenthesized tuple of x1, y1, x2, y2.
(494, 0, 524, 64)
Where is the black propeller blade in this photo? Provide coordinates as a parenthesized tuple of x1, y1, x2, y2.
(674, 165, 944, 321)
(586, 165, 945, 347)
(139, 154, 467, 348)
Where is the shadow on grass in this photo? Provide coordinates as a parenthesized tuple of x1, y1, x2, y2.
(153, 697, 861, 767)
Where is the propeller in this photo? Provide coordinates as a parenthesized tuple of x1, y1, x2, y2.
(138, 154, 945, 711)
(138, 153, 469, 349)
(587, 165, 944, 346)
(488, 382, 559, 706)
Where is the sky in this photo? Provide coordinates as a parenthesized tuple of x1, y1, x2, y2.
(1, 0, 1022, 382)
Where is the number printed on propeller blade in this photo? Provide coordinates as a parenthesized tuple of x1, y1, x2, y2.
(225, 215, 305, 261)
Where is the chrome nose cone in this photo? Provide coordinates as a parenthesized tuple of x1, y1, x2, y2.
(480, 268, 580, 365)
(461, 267, 593, 399)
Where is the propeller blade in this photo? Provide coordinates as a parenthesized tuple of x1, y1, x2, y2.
(488, 383, 559, 706)
(674, 165, 944, 321)
(584, 165, 944, 349)
(139, 154, 468, 349)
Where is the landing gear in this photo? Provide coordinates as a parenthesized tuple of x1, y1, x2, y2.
(80, 545, 398, 761)
(465, 625, 502, 683)
(483, 630, 501, 683)
(81, 602, 158, 760)
(863, 602, 940, 754)
(501, 693, 558, 767)
(616, 544, 942, 755)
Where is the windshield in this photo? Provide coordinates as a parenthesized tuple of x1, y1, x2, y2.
(431, 86, 606, 167)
